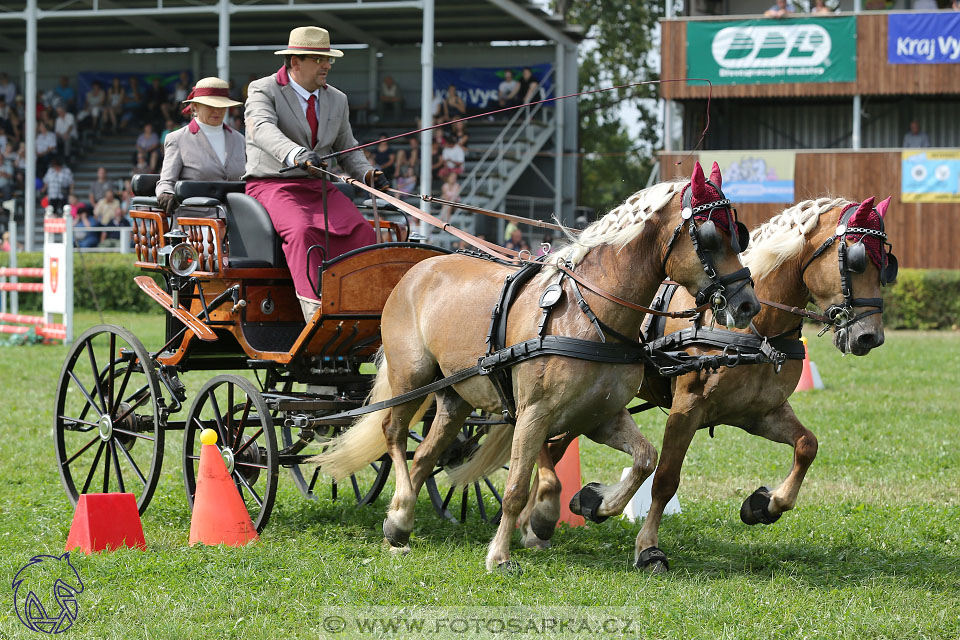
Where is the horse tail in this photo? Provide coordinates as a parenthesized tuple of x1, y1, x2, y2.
(310, 349, 434, 480)
(445, 423, 514, 487)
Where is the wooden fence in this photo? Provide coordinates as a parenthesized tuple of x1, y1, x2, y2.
(660, 151, 960, 270)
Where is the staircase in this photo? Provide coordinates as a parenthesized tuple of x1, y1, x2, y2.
(456, 67, 557, 233)
(73, 131, 138, 203)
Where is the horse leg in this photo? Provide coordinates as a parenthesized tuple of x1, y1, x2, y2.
(408, 390, 474, 495)
(634, 409, 700, 573)
(739, 401, 818, 525)
(382, 396, 433, 553)
(485, 413, 548, 572)
(569, 409, 658, 522)
(517, 446, 563, 550)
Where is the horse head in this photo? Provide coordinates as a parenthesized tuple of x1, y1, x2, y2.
(664, 161, 759, 328)
(803, 196, 895, 355)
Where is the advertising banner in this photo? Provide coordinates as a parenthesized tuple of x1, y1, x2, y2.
(686, 18, 857, 85)
(43, 241, 67, 314)
(902, 150, 960, 203)
(433, 63, 552, 111)
(888, 13, 960, 64)
(703, 150, 796, 203)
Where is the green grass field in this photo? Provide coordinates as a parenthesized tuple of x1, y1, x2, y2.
(1, 312, 958, 639)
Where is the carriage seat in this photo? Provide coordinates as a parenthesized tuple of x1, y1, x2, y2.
(224, 192, 286, 269)
(130, 173, 160, 208)
(174, 180, 246, 204)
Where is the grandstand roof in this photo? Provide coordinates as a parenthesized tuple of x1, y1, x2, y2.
(0, 0, 585, 53)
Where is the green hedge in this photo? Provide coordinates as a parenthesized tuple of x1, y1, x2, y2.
(0, 251, 163, 313)
(882, 268, 960, 330)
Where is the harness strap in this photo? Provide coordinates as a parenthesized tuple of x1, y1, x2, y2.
(556, 263, 709, 318)
(308, 334, 650, 425)
(758, 298, 833, 325)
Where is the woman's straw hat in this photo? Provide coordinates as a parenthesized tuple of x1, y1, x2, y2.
(274, 26, 344, 58)
(182, 77, 242, 110)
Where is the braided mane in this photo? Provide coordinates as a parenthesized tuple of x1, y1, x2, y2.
(741, 197, 852, 281)
(539, 180, 685, 281)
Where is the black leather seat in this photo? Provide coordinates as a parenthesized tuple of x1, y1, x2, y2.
(224, 192, 285, 269)
(175, 180, 246, 204)
(131, 174, 160, 197)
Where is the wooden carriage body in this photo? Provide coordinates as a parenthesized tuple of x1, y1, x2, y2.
(128, 176, 447, 377)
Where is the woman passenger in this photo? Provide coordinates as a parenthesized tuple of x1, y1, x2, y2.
(155, 77, 245, 214)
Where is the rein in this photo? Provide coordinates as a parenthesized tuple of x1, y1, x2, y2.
(316, 164, 718, 321)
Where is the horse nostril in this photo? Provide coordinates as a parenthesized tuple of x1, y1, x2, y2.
(856, 332, 880, 349)
(738, 299, 760, 319)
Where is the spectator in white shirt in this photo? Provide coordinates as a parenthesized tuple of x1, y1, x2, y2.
(36, 121, 58, 174)
(54, 106, 77, 159)
(438, 135, 465, 178)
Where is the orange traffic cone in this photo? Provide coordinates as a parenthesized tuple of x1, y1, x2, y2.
(65, 493, 146, 553)
(795, 336, 823, 392)
(189, 429, 259, 546)
(555, 437, 586, 528)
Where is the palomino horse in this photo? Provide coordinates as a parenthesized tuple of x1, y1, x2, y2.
(486, 195, 895, 571)
(312, 162, 761, 571)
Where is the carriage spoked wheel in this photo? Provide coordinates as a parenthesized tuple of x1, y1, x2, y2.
(422, 415, 508, 525)
(281, 423, 393, 506)
(54, 324, 165, 515)
(182, 375, 279, 533)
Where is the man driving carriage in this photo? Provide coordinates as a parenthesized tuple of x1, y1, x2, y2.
(244, 25, 390, 322)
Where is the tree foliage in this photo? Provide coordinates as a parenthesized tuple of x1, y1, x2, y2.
(557, 1, 665, 216)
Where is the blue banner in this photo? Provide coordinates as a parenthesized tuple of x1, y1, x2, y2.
(432, 64, 552, 111)
(705, 151, 796, 203)
(902, 150, 960, 203)
(888, 13, 960, 64)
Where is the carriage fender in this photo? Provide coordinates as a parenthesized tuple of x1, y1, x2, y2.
(134, 276, 218, 342)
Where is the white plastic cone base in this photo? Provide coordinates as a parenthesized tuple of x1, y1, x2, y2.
(619, 468, 682, 522)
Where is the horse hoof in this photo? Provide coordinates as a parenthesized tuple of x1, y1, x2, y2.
(496, 560, 522, 575)
(634, 546, 669, 573)
(521, 527, 552, 550)
(740, 486, 782, 526)
(383, 539, 411, 555)
(529, 512, 558, 541)
(569, 482, 609, 524)
(383, 517, 411, 548)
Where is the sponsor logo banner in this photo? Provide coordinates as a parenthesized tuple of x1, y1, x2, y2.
(888, 13, 960, 64)
(433, 63, 552, 111)
(703, 151, 796, 203)
(902, 150, 960, 203)
(687, 18, 856, 85)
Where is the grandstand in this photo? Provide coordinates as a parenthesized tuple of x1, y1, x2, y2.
(0, 0, 583, 250)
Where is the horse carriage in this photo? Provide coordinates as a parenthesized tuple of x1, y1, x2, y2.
(53, 172, 509, 532)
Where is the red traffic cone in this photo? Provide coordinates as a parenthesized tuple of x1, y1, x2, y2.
(795, 336, 818, 392)
(189, 429, 259, 546)
(65, 493, 146, 553)
(555, 437, 586, 528)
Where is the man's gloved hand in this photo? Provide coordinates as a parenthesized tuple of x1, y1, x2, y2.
(157, 192, 177, 215)
(368, 169, 390, 192)
(296, 149, 324, 168)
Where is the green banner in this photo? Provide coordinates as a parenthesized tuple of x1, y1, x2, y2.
(687, 17, 857, 85)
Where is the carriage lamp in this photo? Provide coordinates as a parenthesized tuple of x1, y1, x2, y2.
(158, 229, 200, 278)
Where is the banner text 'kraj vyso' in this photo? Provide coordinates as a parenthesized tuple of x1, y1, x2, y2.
(888, 13, 960, 64)
(686, 18, 856, 85)
(433, 64, 553, 111)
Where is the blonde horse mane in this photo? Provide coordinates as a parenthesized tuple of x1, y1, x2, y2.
(741, 197, 852, 281)
(538, 180, 686, 282)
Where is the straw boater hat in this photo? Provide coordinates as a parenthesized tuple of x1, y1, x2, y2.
(181, 77, 242, 114)
(274, 26, 344, 58)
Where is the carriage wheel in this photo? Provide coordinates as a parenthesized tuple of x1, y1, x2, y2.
(182, 375, 278, 533)
(423, 416, 507, 525)
(280, 423, 393, 506)
(54, 324, 165, 515)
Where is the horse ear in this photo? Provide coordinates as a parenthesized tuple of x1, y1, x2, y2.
(849, 196, 875, 225)
(691, 161, 707, 201)
(876, 196, 891, 218)
(709, 161, 722, 189)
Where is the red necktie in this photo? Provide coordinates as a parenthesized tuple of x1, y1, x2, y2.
(306, 94, 318, 148)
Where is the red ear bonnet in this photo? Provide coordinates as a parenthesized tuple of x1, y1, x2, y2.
(709, 161, 723, 190)
(691, 161, 708, 202)
(876, 196, 891, 219)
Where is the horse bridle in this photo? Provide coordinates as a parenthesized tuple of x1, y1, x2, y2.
(663, 180, 753, 312)
(799, 201, 899, 331)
